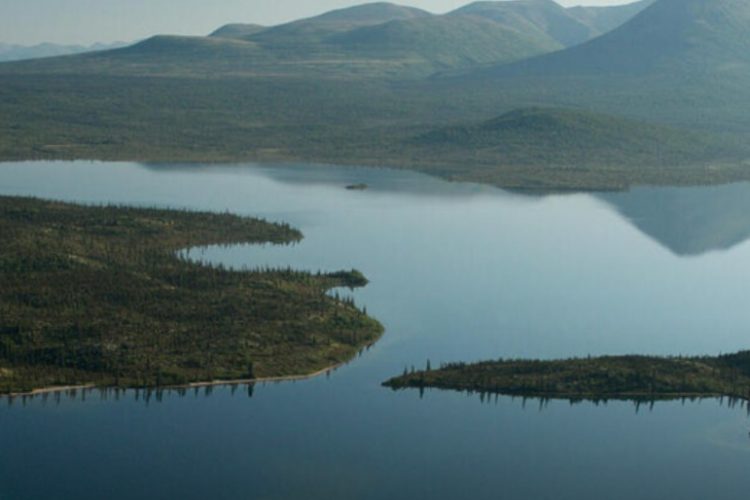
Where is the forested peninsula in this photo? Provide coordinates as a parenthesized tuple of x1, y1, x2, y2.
(0, 196, 383, 395)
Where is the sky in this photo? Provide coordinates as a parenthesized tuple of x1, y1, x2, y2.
(0, 0, 631, 46)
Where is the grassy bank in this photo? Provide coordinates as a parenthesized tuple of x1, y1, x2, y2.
(384, 352, 750, 402)
(0, 196, 383, 394)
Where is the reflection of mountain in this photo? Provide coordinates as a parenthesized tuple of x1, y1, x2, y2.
(597, 183, 750, 256)
(137, 162, 520, 201)
(140, 163, 750, 256)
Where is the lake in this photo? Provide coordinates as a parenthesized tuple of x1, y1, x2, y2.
(1, 161, 749, 500)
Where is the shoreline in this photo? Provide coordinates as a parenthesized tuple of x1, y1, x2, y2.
(3, 362, 346, 399)
(3, 157, 750, 193)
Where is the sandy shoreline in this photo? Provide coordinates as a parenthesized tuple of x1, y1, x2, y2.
(3, 362, 344, 399)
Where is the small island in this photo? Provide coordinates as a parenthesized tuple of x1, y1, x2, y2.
(0, 196, 383, 395)
(384, 352, 750, 403)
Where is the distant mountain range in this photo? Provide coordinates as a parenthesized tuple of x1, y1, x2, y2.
(212, 0, 653, 49)
(1, 0, 749, 191)
(0, 41, 130, 62)
(4, 0, 650, 79)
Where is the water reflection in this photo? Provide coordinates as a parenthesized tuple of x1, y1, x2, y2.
(141, 162, 531, 201)
(598, 183, 750, 256)
(409, 387, 750, 416)
(4, 161, 750, 500)
(145, 163, 750, 258)
(10, 383, 750, 422)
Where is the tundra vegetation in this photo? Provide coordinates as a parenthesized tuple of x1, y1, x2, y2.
(0, 196, 382, 394)
(384, 352, 750, 404)
(2, 0, 750, 191)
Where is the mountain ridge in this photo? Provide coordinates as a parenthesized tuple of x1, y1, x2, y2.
(450, 0, 596, 48)
(470, 0, 750, 77)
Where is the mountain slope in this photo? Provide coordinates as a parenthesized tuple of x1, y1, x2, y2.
(246, 2, 431, 47)
(416, 107, 733, 168)
(407, 107, 750, 189)
(0, 2, 562, 79)
(443, 0, 750, 132)
(479, 0, 750, 76)
(210, 24, 266, 39)
(326, 15, 559, 69)
(450, 0, 652, 49)
(567, 0, 655, 35)
(452, 0, 601, 48)
(240, 2, 557, 73)
(4, 0, 652, 80)
(311, 2, 430, 23)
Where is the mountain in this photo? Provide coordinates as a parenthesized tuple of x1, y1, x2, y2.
(324, 15, 559, 69)
(567, 0, 655, 35)
(417, 107, 725, 164)
(409, 107, 746, 189)
(475, 0, 750, 76)
(448, 0, 750, 132)
(449, 0, 651, 48)
(0, 2, 560, 79)
(310, 2, 430, 23)
(233, 2, 558, 74)
(210, 24, 266, 39)
(0, 41, 129, 62)
(450, 0, 594, 48)
(0, 1, 650, 79)
(246, 2, 431, 47)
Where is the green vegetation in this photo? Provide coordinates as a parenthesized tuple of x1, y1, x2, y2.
(0, 69, 747, 190)
(0, 196, 383, 394)
(384, 352, 750, 403)
(412, 107, 750, 191)
(1, 0, 749, 191)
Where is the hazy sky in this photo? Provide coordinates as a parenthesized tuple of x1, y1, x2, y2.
(0, 0, 631, 46)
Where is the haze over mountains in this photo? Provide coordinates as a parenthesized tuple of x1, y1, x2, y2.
(1, 0, 749, 191)
(0, 41, 129, 62)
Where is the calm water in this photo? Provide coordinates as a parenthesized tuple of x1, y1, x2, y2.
(1, 161, 750, 500)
